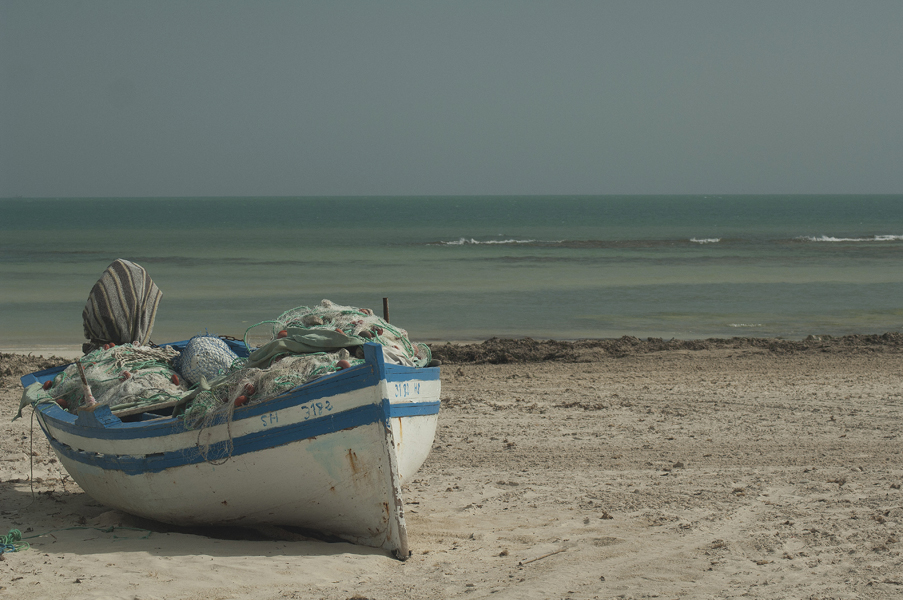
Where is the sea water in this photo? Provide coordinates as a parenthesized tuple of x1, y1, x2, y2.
(2, 195, 903, 352)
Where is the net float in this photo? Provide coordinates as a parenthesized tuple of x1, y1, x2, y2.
(336, 359, 351, 370)
(171, 373, 180, 385)
(121, 371, 131, 380)
(359, 330, 373, 339)
(43, 380, 52, 390)
(244, 383, 255, 396)
(373, 327, 384, 335)
(277, 330, 288, 339)
(234, 395, 248, 407)
(57, 398, 68, 409)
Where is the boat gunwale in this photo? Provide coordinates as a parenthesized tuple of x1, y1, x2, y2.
(28, 342, 439, 441)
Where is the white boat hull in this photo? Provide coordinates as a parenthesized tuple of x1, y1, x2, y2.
(27, 344, 439, 558)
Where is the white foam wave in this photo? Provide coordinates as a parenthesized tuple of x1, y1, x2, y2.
(690, 238, 721, 244)
(798, 234, 903, 243)
(728, 323, 763, 328)
(439, 238, 539, 245)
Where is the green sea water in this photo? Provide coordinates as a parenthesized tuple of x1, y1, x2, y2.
(2, 195, 903, 352)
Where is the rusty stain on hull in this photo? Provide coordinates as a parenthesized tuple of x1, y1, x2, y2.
(347, 449, 360, 474)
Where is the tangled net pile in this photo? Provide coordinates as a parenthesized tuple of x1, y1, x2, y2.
(182, 300, 431, 427)
(35, 344, 186, 412)
(32, 300, 431, 428)
(264, 299, 431, 367)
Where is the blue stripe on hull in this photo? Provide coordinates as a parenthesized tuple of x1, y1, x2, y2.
(388, 401, 441, 418)
(38, 361, 383, 441)
(384, 366, 440, 383)
(45, 397, 441, 476)
(48, 402, 388, 475)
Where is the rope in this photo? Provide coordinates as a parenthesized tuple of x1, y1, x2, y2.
(0, 529, 29, 554)
(20, 526, 153, 541)
(244, 319, 280, 351)
(29, 410, 36, 503)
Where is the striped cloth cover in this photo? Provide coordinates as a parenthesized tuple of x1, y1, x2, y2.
(82, 259, 163, 354)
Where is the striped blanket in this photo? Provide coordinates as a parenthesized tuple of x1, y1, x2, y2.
(82, 259, 163, 354)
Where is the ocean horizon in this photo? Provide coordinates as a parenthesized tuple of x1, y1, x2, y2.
(2, 195, 903, 354)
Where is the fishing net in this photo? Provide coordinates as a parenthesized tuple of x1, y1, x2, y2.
(31, 300, 432, 429)
(260, 299, 431, 368)
(180, 347, 357, 430)
(37, 344, 186, 413)
(183, 299, 432, 428)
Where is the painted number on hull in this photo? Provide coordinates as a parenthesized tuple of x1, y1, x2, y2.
(393, 382, 421, 398)
(259, 401, 333, 427)
(302, 401, 332, 419)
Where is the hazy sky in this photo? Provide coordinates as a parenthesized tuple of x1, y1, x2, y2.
(2, 1, 901, 197)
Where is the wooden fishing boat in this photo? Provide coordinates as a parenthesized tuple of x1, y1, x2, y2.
(20, 342, 440, 559)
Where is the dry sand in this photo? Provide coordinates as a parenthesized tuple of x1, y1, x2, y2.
(1, 338, 902, 599)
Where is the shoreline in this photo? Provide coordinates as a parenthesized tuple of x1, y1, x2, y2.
(4, 330, 903, 366)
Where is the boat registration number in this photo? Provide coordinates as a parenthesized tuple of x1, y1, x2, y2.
(260, 401, 333, 427)
(393, 382, 421, 398)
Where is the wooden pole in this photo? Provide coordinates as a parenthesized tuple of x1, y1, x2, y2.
(382, 297, 390, 323)
(75, 359, 97, 407)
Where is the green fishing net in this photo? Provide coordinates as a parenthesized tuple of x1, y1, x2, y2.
(29, 300, 431, 428)
(182, 299, 431, 428)
(33, 344, 185, 413)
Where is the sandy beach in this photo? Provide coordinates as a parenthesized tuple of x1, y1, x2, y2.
(2, 337, 902, 599)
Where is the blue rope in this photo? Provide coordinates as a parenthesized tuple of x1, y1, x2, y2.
(0, 526, 154, 555)
(0, 529, 28, 554)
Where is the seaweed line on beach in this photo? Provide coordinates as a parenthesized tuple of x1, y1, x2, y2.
(5, 332, 903, 385)
(429, 332, 903, 364)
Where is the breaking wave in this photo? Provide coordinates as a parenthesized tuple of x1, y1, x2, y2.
(438, 238, 546, 246)
(690, 238, 721, 244)
(798, 235, 903, 243)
